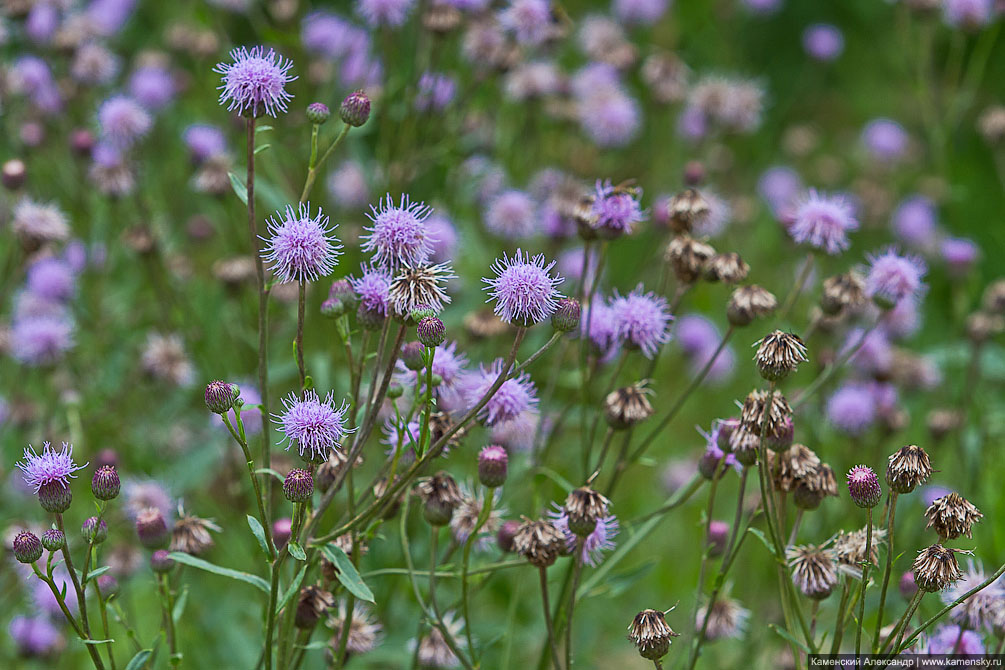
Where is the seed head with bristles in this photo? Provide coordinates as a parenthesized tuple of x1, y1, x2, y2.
(787, 544, 839, 600)
(740, 389, 792, 441)
(169, 507, 220, 556)
(727, 285, 777, 327)
(820, 272, 866, 316)
(753, 330, 808, 382)
(667, 188, 710, 233)
(415, 472, 463, 526)
(703, 252, 749, 284)
(604, 381, 655, 430)
(388, 263, 455, 318)
(665, 235, 715, 283)
(628, 608, 680, 661)
(924, 493, 983, 541)
(563, 486, 611, 537)
(832, 526, 886, 579)
(913, 544, 969, 593)
(885, 444, 933, 494)
(512, 517, 566, 568)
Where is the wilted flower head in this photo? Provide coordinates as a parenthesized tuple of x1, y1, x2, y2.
(665, 235, 715, 283)
(513, 517, 566, 567)
(886, 444, 933, 494)
(728, 285, 778, 327)
(610, 286, 672, 358)
(628, 608, 680, 661)
(549, 505, 618, 566)
(415, 472, 464, 526)
(924, 493, 983, 540)
(865, 247, 927, 308)
(787, 544, 839, 599)
(363, 194, 434, 270)
(415, 611, 464, 667)
(696, 596, 750, 641)
(275, 390, 353, 462)
(388, 263, 455, 317)
(914, 544, 968, 593)
(483, 249, 563, 326)
(942, 560, 1005, 631)
(832, 525, 886, 578)
(169, 507, 220, 556)
(141, 333, 194, 386)
(788, 189, 858, 255)
(214, 46, 295, 117)
(12, 199, 70, 247)
(451, 486, 505, 546)
(605, 381, 655, 430)
(327, 600, 383, 656)
(740, 389, 792, 441)
(97, 95, 152, 149)
(261, 203, 342, 283)
(753, 331, 808, 381)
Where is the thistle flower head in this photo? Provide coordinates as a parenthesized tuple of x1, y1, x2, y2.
(831, 525, 886, 579)
(727, 285, 777, 327)
(170, 508, 220, 556)
(485, 190, 537, 239)
(604, 381, 655, 429)
(886, 444, 933, 494)
(92, 464, 121, 501)
(942, 560, 1005, 631)
(295, 585, 335, 629)
(821, 272, 866, 315)
(914, 544, 969, 593)
(415, 472, 463, 526)
(274, 390, 353, 463)
(362, 194, 434, 270)
(477, 445, 509, 488)
(12, 531, 43, 564)
(97, 95, 152, 149)
(846, 465, 882, 508)
(415, 611, 465, 667)
(695, 597, 750, 641)
(589, 180, 645, 236)
(740, 389, 792, 442)
(628, 608, 680, 661)
(666, 188, 710, 233)
(261, 203, 342, 283)
(787, 544, 839, 599)
(865, 247, 927, 309)
(551, 297, 581, 332)
(789, 189, 858, 254)
(327, 601, 383, 656)
(610, 286, 673, 358)
(483, 249, 564, 326)
(461, 359, 538, 426)
(549, 506, 618, 566)
(204, 380, 240, 415)
(704, 252, 749, 284)
(284, 468, 315, 503)
(17, 442, 87, 494)
(350, 264, 393, 319)
(753, 330, 808, 381)
(925, 492, 983, 540)
(388, 262, 455, 317)
(214, 46, 295, 118)
(41, 529, 65, 552)
(665, 235, 715, 283)
(136, 507, 170, 548)
(513, 517, 566, 568)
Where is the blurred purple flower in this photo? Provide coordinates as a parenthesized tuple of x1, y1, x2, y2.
(610, 286, 673, 358)
(861, 119, 909, 163)
(485, 190, 538, 239)
(802, 24, 844, 61)
(788, 189, 858, 254)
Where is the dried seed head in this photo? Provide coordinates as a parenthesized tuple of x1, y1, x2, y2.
(787, 544, 839, 600)
(753, 331, 808, 382)
(695, 597, 750, 641)
(924, 493, 983, 540)
(926, 409, 962, 443)
(740, 389, 792, 442)
(665, 235, 715, 283)
(793, 464, 839, 511)
(628, 608, 680, 661)
(703, 252, 750, 284)
(170, 509, 219, 556)
(564, 486, 611, 537)
(885, 445, 933, 494)
(415, 472, 463, 526)
(846, 465, 882, 509)
(388, 263, 454, 319)
(773, 444, 821, 492)
(512, 517, 566, 568)
(326, 600, 383, 657)
(295, 585, 335, 629)
(604, 381, 655, 430)
(727, 285, 778, 327)
(965, 311, 1004, 344)
(667, 188, 710, 233)
(820, 272, 866, 316)
(423, 4, 462, 33)
(832, 525, 886, 579)
(981, 278, 1005, 315)
(913, 544, 968, 593)
(464, 309, 509, 339)
(728, 423, 761, 466)
(428, 411, 467, 456)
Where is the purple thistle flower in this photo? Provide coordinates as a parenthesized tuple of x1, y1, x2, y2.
(26, 257, 75, 302)
(891, 195, 938, 251)
(802, 24, 844, 62)
(98, 96, 152, 149)
(301, 12, 361, 60)
(844, 327, 892, 376)
(941, 237, 979, 277)
(10, 314, 75, 365)
(499, 0, 554, 46)
(610, 285, 673, 359)
(676, 315, 720, 356)
(415, 71, 457, 112)
(482, 249, 564, 326)
(485, 190, 538, 239)
(350, 264, 393, 316)
(26, 3, 59, 45)
(491, 410, 539, 452)
(691, 343, 736, 384)
(355, 0, 415, 27)
(758, 166, 803, 214)
(826, 384, 876, 436)
(129, 65, 175, 110)
(590, 180, 645, 235)
(549, 506, 618, 566)
(577, 88, 641, 148)
(582, 297, 620, 357)
(613, 0, 668, 25)
(788, 189, 858, 255)
(942, 560, 1005, 631)
(861, 118, 910, 163)
(123, 479, 174, 521)
(16, 442, 87, 493)
(183, 124, 228, 163)
(362, 194, 435, 270)
(327, 160, 371, 210)
(865, 247, 927, 308)
(382, 418, 421, 449)
(275, 390, 353, 461)
(261, 203, 342, 283)
(214, 46, 296, 118)
(943, 0, 993, 30)
(8, 615, 63, 657)
(883, 297, 922, 340)
(88, 0, 137, 36)
(740, 0, 781, 13)
(925, 624, 985, 655)
(462, 360, 538, 426)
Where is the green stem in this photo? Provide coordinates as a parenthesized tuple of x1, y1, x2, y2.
(855, 509, 873, 660)
(830, 577, 852, 654)
(539, 567, 563, 670)
(564, 539, 585, 670)
(461, 489, 496, 663)
(776, 252, 815, 324)
(295, 279, 306, 391)
(158, 574, 180, 667)
(872, 492, 898, 652)
(299, 124, 350, 203)
(223, 414, 276, 558)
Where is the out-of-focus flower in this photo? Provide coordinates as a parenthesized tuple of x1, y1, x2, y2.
(356, 0, 415, 28)
(485, 190, 538, 239)
(141, 333, 194, 386)
(788, 189, 858, 255)
(891, 195, 938, 251)
(98, 96, 151, 148)
(802, 24, 844, 61)
(861, 118, 910, 163)
(865, 247, 927, 308)
(415, 71, 456, 112)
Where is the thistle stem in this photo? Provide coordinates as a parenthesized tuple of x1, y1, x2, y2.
(539, 567, 563, 670)
(564, 539, 585, 670)
(461, 489, 495, 661)
(855, 509, 874, 660)
(295, 279, 306, 391)
(873, 492, 898, 652)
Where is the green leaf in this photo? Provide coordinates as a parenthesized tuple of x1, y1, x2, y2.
(82, 639, 115, 644)
(321, 544, 375, 602)
(746, 527, 776, 556)
(769, 624, 810, 654)
(166, 552, 269, 593)
(288, 542, 306, 561)
(255, 468, 285, 483)
(124, 649, 153, 670)
(296, 640, 329, 650)
(228, 172, 248, 205)
(256, 125, 273, 133)
(84, 566, 112, 583)
(172, 585, 189, 624)
(247, 515, 270, 555)
(276, 566, 307, 615)
(533, 466, 574, 493)
(254, 143, 271, 155)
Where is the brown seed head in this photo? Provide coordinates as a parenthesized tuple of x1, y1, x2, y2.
(753, 330, 808, 381)
(604, 381, 655, 430)
(665, 235, 715, 283)
(727, 285, 777, 327)
(913, 544, 969, 593)
(740, 389, 792, 442)
(820, 272, 866, 316)
(512, 517, 566, 568)
(787, 544, 838, 600)
(885, 445, 933, 494)
(628, 609, 680, 661)
(704, 252, 750, 284)
(924, 493, 983, 541)
(667, 188, 710, 233)
(564, 486, 611, 537)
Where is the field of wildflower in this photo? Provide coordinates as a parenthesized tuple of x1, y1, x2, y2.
(2, 0, 1005, 669)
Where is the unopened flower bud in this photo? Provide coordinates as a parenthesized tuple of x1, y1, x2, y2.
(273, 517, 292, 549)
(320, 297, 344, 318)
(38, 481, 72, 513)
(295, 585, 334, 629)
(340, 90, 370, 127)
(306, 102, 330, 125)
(97, 574, 119, 596)
(416, 472, 463, 526)
(417, 316, 446, 347)
(410, 304, 437, 322)
(12, 531, 43, 564)
(82, 516, 108, 544)
(387, 382, 404, 399)
(205, 380, 239, 414)
(283, 468, 314, 503)
(497, 520, 520, 553)
(551, 298, 581, 332)
(150, 549, 174, 573)
(356, 302, 386, 330)
(846, 465, 882, 508)
(707, 520, 729, 558)
(136, 507, 170, 549)
(92, 465, 120, 501)
(477, 445, 508, 488)
(41, 528, 65, 552)
(401, 342, 425, 371)
(71, 129, 95, 157)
